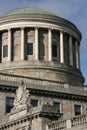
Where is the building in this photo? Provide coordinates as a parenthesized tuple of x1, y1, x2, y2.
(0, 7, 87, 130)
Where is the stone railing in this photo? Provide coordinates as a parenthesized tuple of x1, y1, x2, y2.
(47, 119, 67, 130)
(0, 72, 85, 93)
(47, 113, 87, 130)
(71, 114, 87, 127)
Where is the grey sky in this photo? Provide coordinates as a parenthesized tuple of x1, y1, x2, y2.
(0, 0, 87, 84)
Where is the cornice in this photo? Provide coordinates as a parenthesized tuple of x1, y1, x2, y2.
(0, 80, 87, 102)
(0, 61, 84, 82)
(0, 14, 82, 41)
(30, 89, 87, 102)
(0, 105, 60, 129)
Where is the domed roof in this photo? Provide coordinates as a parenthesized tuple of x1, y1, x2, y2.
(4, 7, 57, 17)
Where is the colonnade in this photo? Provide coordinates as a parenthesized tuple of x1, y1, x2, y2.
(3, 27, 80, 69)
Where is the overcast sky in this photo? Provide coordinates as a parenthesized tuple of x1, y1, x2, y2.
(0, 0, 87, 85)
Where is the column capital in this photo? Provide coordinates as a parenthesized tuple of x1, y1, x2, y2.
(7, 28, 11, 31)
(20, 26, 25, 30)
(48, 26, 53, 30)
(60, 30, 63, 33)
(35, 26, 39, 29)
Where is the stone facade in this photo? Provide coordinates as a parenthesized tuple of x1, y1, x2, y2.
(0, 7, 86, 130)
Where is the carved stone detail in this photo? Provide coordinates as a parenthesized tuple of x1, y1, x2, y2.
(12, 81, 30, 111)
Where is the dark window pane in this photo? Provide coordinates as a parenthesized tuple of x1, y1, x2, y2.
(74, 105, 81, 115)
(27, 43, 33, 55)
(3, 45, 8, 58)
(53, 102, 60, 113)
(52, 45, 57, 57)
(6, 97, 14, 113)
(31, 99, 38, 107)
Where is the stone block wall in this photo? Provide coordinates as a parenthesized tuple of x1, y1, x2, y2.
(0, 91, 15, 124)
(39, 28, 48, 61)
(25, 28, 35, 61)
(12, 29, 21, 61)
(2, 32, 8, 63)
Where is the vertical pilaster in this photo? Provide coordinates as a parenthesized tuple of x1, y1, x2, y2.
(8, 28, 11, 61)
(48, 28, 52, 61)
(78, 44, 80, 69)
(0, 32, 2, 63)
(21, 27, 25, 60)
(35, 27, 38, 60)
(69, 35, 73, 66)
(75, 41, 80, 69)
(60, 31, 64, 63)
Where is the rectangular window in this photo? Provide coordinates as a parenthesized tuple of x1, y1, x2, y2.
(31, 99, 38, 107)
(74, 105, 81, 115)
(27, 43, 33, 55)
(6, 97, 14, 113)
(3, 45, 8, 58)
(53, 102, 60, 113)
(52, 45, 57, 57)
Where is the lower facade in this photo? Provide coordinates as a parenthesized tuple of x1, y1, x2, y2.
(0, 73, 87, 130)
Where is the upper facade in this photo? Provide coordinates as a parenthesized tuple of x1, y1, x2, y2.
(0, 7, 84, 86)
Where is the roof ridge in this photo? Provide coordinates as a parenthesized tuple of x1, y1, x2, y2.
(4, 7, 57, 17)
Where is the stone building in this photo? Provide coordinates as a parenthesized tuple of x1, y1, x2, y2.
(0, 7, 87, 130)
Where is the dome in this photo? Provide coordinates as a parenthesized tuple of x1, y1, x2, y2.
(0, 7, 83, 86)
(4, 7, 57, 17)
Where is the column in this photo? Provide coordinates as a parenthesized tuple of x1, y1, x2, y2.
(8, 29, 11, 61)
(0, 32, 2, 63)
(60, 31, 64, 63)
(78, 45, 80, 69)
(69, 35, 73, 66)
(75, 41, 80, 69)
(48, 28, 52, 61)
(35, 27, 38, 60)
(21, 27, 25, 60)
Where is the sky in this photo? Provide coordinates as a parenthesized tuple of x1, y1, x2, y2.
(0, 0, 87, 85)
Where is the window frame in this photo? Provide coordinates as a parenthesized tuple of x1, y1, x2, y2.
(52, 44, 57, 58)
(3, 45, 8, 58)
(27, 43, 33, 55)
(31, 99, 38, 107)
(6, 97, 14, 113)
(74, 105, 81, 115)
(53, 102, 60, 113)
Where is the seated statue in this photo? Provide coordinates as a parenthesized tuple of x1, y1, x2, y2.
(13, 81, 30, 111)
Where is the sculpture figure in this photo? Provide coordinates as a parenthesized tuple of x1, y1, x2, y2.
(13, 81, 30, 111)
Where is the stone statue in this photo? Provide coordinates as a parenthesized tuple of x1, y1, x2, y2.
(12, 81, 30, 111)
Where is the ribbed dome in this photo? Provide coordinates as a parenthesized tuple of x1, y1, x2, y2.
(4, 7, 57, 17)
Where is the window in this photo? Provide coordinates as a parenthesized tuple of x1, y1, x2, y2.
(52, 45, 57, 57)
(3, 45, 8, 58)
(31, 99, 38, 107)
(53, 102, 60, 113)
(74, 105, 81, 115)
(6, 97, 14, 113)
(27, 43, 33, 55)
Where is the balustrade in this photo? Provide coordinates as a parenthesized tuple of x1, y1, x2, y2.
(0, 73, 85, 93)
(47, 114, 87, 130)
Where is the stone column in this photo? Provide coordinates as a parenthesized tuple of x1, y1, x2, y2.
(35, 27, 38, 60)
(21, 27, 25, 60)
(60, 31, 64, 63)
(75, 41, 80, 69)
(8, 28, 11, 61)
(0, 32, 2, 63)
(69, 35, 73, 66)
(48, 28, 52, 61)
